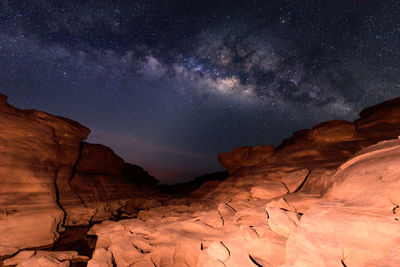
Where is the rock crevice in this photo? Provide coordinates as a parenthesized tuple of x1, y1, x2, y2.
(0, 94, 160, 258)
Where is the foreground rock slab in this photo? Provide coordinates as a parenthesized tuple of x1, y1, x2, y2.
(86, 139, 400, 267)
(2, 250, 88, 266)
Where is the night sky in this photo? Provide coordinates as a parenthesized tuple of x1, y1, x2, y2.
(1, 1, 399, 183)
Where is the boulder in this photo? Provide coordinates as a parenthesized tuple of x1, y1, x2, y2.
(250, 181, 288, 200)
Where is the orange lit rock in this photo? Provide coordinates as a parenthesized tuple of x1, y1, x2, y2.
(308, 119, 355, 142)
(0, 94, 89, 256)
(281, 168, 310, 192)
(3, 250, 88, 266)
(218, 145, 275, 174)
(250, 181, 288, 199)
(283, 139, 400, 266)
(4, 95, 400, 266)
(0, 94, 159, 257)
(86, 96, 400, 267)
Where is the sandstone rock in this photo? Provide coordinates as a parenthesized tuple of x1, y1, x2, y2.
(0, 94, 159, 257)
(76, 143, 125, 176)
(266, 207, 301, 238)
(218, 145, 275, 173)
(65, 142, 160, 225)
(0, 94, 89, 256)
(5, 94, 400, 267)
(250, 181, 288, 199)
(207, 242, 230, 261)
(123, 163, 159, 186)
(16, 256, 69, 267)
(87, 196, 287, 267)
(239, 225, 260, 240)
(85, 96, 400, 267)
(266, 197, 296, 212)
(217, 203, 236, 220)
(281, 168, 310, 192)
(3, 250, 88, 267)
(2, 250, 36, 266)
(308, 120, 355, 142)
(283, 139, 400, 266)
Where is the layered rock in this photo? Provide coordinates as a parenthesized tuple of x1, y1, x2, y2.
(65, 142, 160, 226)
(86, 96, 400, 266)
(283, 139, 400, 266)
(215, 97, 400, 198)
(2, 250, 89, 266)
(218, 145, 275, 174)
(0, 94, 90, 256)
(0, 94, 159, 258)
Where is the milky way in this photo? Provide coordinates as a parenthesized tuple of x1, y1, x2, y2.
(1, 1, 399, 183)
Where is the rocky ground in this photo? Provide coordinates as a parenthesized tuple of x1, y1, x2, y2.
(1, 95, 400, 266)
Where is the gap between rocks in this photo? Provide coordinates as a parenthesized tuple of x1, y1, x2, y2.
(68, 141, 87, 207)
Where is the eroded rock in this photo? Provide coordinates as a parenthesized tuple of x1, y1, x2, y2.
(0, 94, 160, 257)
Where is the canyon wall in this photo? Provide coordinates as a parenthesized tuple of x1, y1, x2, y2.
(0, 94, 159, 257)
(2, 94, 400, 266)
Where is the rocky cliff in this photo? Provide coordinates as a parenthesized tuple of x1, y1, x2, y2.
(83, 97, 400, 267)
(0, 94, 159, 258)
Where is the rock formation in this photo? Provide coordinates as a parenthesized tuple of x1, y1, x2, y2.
(85, 96, 400, 266)
(0, 94, 159, 259)
(2, 95, 400, 266)
(65, 142, 160, 226)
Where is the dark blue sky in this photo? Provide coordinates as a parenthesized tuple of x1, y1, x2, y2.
(1, 1, 399, 183)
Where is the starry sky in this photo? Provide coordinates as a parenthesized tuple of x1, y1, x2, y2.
(1, 1, 399, 183)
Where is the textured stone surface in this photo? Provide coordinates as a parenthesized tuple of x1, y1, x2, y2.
(308, 120, 355, 142)
(86, 96, 400, 266)
(0, 94, 90, 256)
(87, 200, 287, 267)
(65, 142, 160, 226)
(218, 145, 275, 174)
(283, 140, 400, 266)
(281, 168, 310, 192)
(4, 95, 400, 266)
(3, 250, 88, 266)
(0, 94, 160, 257)
(250, 180, 288, 199)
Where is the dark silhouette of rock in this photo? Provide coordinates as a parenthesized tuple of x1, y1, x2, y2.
(158, 171, 228, 198)
(66, 142, 161, 226)
(123, 163, 159, 186)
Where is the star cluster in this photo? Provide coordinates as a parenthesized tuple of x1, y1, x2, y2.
(1, 1, 399, 183)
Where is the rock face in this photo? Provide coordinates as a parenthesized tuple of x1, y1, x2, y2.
(86, 96, 400, 266)
(0, 94, 159, 258)
(284, 139, 400, 266)
(218, 145, 275, 174)
(65, 142, 160, 226)
(0, 94, 90, 256)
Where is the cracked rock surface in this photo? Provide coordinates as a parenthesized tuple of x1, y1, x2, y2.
(87, 97, 400, 266)
(2, 96, 400, 266)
